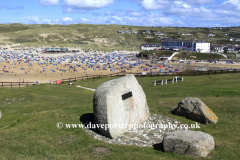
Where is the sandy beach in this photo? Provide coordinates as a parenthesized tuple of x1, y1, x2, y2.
(1, 44, 240, 85)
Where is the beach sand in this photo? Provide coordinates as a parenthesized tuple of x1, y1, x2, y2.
(1, 44, 240, 85)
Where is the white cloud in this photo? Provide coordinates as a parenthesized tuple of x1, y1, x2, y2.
(197, 15, 240, 25)
(129, 12, 143, 16)
(126, 8, 135, 12)
(62, 17, 73, 21)
(163, 1, 213, 17)
(39, 0, 59, 6)
(140, 0, 169, 10)
(4, 14, 233, 27)
(52, 19, 59, 23)
(42, 19, 52, 24)
(22, 17, 41, 24)
(63, 7, 78, 13)
(64, 0, 113, 10)
(125, 8, 143, 17)
(138, 0, 214, 18)
(174, 1, 191, 9)
(222, 0, 239, 5)
(9, 16, 75, 25)
(184, 0, 214, 5)
(215, 9, 240, 17)
(221, 0, 240, 10)
(147, 12, 162, 18)
(74, 15, 176, 26)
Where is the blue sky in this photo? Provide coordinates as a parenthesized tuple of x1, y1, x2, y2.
(0, 0, 239, 27)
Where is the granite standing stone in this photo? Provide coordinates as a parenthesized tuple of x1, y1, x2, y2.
(93, 74, 149, 139)
(174, 97, 218, 124)
(163, 130, 215, 157)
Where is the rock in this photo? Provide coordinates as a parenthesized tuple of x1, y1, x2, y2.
(81, 113, 187, 147)
(93, 74, 149, 139)
(173, 97, 218, 124)
(163, 130, 215, 157)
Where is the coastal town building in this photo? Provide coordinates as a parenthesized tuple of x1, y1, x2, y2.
(207, 33, 215, 37)
(140, 44, 161, 50)
(211, 45, 224, 53)
(140, 39, 210, 52)
(161, 39, 210, 53)
(42, 48, 68, 53)
(144, 35, 152, 39)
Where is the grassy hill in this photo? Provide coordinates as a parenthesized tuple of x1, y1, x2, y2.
(0, 24, 240, 51)
(0, 73, 240, 159)
(138, 50, 226, 60)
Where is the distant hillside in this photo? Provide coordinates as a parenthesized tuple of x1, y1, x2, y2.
(0, 23, 239, 51)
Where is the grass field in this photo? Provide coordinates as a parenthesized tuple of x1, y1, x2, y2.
(138, 50, 226, 60)
(0, 73, 240, 159)
(1, 24, 240, 51)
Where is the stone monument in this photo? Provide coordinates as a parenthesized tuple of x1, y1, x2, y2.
(93, 74, 149, 139)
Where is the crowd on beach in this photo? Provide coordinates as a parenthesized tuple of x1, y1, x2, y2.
(0, 44, 239, 84)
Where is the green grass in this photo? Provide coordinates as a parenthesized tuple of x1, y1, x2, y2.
(1, 24, 240, 51)
(174, 52, 226, 60)
(0, 73, 240, 159)
(138, 50, 226, 60)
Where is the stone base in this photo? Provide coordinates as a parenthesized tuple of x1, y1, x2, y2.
(81, 113, 188, 147)
(163, 130, 215, 157)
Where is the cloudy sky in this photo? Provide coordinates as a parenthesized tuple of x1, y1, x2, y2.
(0, 0, 239, 27)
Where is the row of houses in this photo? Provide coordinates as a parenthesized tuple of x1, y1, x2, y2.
(211, 45, 240, 53)
(141, 41, 240, 53)
(118, 30, 232, 40)
(141, 39, 211, 53)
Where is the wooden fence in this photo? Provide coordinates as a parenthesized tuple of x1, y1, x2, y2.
(0, 82, 35, 88)
(59, 69, 240, 83)
(2, 69, 239, 87)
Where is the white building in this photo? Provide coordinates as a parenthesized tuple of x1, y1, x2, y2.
(207, 33, 215, 37)
(212, 46, 224, 53)
(195, 42, 211, 53)
(140, 44, 161, 51)
(161, 39, 210, 52)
